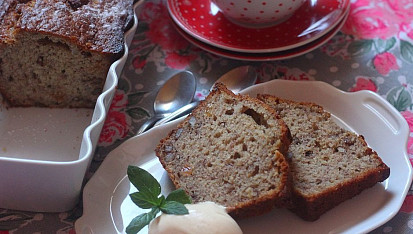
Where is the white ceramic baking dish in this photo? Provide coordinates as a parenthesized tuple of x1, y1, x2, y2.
(0, 1, 141, 212)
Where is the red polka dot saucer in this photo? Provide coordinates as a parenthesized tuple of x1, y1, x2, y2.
(167, 0, 350, 54)
(170, 10, 348, 61)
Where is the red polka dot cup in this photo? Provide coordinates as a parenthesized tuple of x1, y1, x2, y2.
(210, 0, 307, 28)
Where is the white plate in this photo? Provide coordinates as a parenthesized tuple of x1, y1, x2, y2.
(76, 80, 412, 234)
(0, 2, 141, 212)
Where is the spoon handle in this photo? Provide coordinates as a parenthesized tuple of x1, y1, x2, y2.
(153, 101, 200, 128)
(137, 116, 162, 135)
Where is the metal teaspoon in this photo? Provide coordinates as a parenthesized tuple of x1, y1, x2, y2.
(137, 71, 196, 134)
(152, 65, 257, 128)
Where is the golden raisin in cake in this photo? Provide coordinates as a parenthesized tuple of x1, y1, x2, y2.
(258, 95, 390, 221)
(155, 83, 292, 218)
(0, 0, 133, 108)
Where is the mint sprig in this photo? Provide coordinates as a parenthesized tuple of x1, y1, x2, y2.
(126, 165, 192, 234)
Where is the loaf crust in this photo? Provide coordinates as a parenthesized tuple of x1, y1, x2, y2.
(156, 83, 292, 218)
(0, 0, 133, 107)
(258, 94, 390, 221)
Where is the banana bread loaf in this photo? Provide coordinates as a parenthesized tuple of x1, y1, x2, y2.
(258, 95, 390, 221)
(155, 83, 292, 218)
(0, 0, 133, 108)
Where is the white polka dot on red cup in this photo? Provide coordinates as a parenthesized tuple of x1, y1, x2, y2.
(210, 0, 306, 27)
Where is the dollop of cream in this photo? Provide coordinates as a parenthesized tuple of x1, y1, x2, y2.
(148, 201, 243, 234)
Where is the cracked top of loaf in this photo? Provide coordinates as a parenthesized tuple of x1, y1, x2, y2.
(0, 0, 133, 54)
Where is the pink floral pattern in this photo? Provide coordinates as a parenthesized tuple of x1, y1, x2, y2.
(342, 0, 413, 40)
(165, 52, 198, 69)
(349, 77, 377, 92)
(146, 13, 188, 51)
(401, 111, 413, 155)
(401, 111, 413, 133)
(373, 52, 400, 76)
(98, 90, 130, 146)
(130, 1, 202, 71)
(4, 0, 413, 233)
(278, 67, 314, 81)
(132, 56, 146, 70)
(400, 194, 413, 213)
(326, 0, 413, 77)
(342, 7, 398, 40)
(386, 0, 413, 34)
(257, 64, 314, 82)
(320, 33, 352, 59)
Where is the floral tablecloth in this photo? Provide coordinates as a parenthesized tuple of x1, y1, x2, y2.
(1, 0, 413, 233)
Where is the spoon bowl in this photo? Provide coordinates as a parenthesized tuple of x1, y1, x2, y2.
(137, 71, 196, 134)
(153, 65, 257, 127)
(210, 65, 257, 93)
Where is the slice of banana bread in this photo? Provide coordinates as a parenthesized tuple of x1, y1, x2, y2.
(258, 94, 390, 221)
(155, 83, 292, 218)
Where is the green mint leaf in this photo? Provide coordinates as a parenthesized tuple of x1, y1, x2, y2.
(127, 165, 161, 197)
(126, 166, 193, 233)
(129, 191, 161, 209)
(166, 189, 192, 204)
(158, 195, 166, 206)
(160, 201, 189, 215)
(125, 207, 160, 234)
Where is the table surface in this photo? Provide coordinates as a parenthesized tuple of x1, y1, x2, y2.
(2, 0, 413, 233)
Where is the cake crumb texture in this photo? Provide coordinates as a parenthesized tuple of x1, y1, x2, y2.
(258, 95, 390, 221)
(156, 83, 292, 218)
